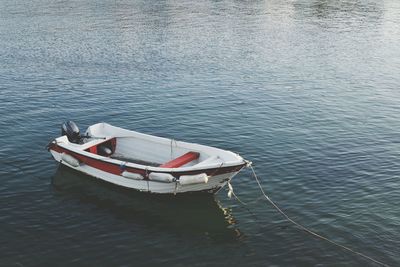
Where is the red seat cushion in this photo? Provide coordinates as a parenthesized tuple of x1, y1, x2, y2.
(160, 152, 200, 168)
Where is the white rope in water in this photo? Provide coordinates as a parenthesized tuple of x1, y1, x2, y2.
(242, 165, 389, 267)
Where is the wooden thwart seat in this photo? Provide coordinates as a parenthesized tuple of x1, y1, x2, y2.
(160, 152, 200, 168)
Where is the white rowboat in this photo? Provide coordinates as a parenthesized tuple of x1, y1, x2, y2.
(48, 122, 248, 194)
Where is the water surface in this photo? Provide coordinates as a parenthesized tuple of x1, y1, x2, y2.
(1, 0, 400, 266)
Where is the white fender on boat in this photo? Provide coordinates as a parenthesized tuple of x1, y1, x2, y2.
(61, 153, 80, 167)
(122, 171, 144, 180)
(179, 173, 208, 185)
(149, 173, 175, 183)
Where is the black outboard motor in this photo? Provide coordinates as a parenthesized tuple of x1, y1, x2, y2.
(61, 121, 81, 144)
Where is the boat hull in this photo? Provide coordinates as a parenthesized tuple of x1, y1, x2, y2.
(50, 149, 243, 194)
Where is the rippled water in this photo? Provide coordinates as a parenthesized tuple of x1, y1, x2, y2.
(1, 0, 400, 266)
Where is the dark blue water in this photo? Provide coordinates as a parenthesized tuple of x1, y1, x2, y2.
(1, 0, 399, 265)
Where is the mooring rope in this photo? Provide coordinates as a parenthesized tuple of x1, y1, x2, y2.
(230, 186, 248, 207)
(243, 165, 389, 267)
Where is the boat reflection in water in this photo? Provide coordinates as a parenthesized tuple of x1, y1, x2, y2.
(51, 165, 243, 241)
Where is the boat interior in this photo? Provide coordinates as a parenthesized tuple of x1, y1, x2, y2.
(60, 123, 242, 169)
(74, 135, 223, 169)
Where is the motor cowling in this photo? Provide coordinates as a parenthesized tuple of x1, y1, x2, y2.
(61, 121, 81, 144)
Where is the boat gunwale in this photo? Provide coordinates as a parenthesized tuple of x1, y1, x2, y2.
(49, 141, 246, 178)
